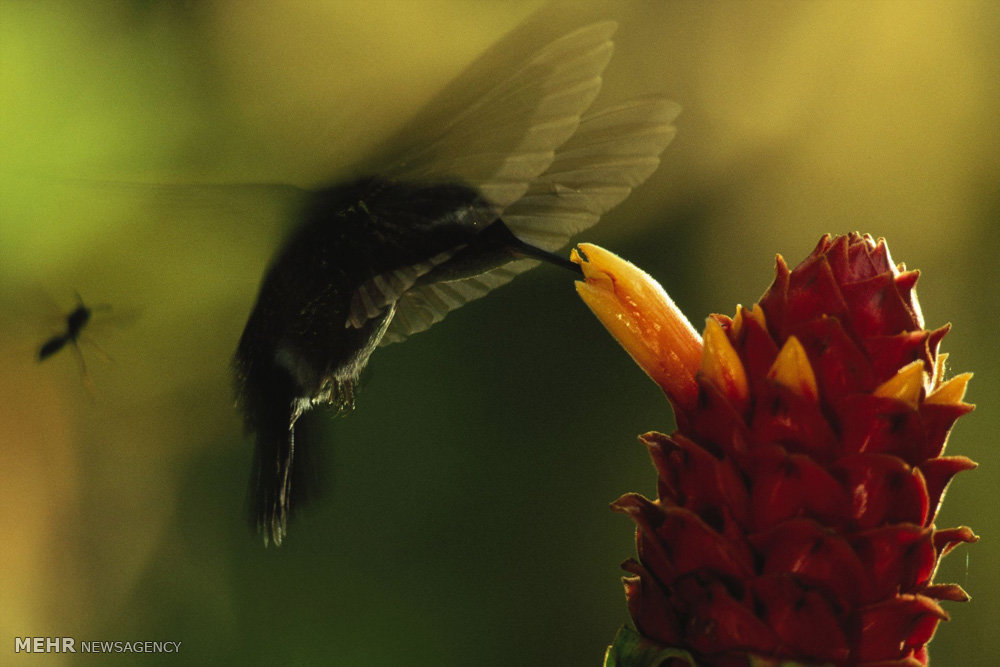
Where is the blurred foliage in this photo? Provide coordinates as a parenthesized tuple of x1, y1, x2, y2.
(1, 1, 997, 665)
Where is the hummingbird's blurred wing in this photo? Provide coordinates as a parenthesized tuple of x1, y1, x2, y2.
(345, 249, 459, 329)
(502, 96, 679, 250)
(370, 22, 615, 210)
(379, 96, 679, 345)
(341, 20, 622, 339)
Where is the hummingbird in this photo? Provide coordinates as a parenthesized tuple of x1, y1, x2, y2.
(233, 20, 680, 545)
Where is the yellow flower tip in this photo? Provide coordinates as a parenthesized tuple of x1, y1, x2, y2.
(896, 269, 920, 292)
(700, 317, 749, 409)
(572, 264, 614, 299)
(572, 243, 703, 408)
(933, 352, 949, 388)
(731, 306, 745, 337)
(766, 336, 819, 401)
(926, 372, 973, 407)
(873, 234, 893, 260)
(774, 253, 790, 276)
(731, 304, 765, 338)
(874, 359, 928, 409)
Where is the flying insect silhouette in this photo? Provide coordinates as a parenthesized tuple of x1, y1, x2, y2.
(37, 293, 114, 390)
(38, 298, 93, 362)
(234, 20, 680, 545)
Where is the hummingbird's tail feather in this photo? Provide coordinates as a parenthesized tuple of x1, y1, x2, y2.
(248, 415, 295, 547)
(247, 399, 328, 547)
(234, 340, 295, 546)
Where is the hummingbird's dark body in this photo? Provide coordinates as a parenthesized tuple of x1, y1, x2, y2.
(236, 178, 496, 410)
(233, 20, 680, 545)
(235, 178, 572, 544)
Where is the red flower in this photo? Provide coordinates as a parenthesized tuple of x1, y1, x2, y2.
(575, 234, 977, 666)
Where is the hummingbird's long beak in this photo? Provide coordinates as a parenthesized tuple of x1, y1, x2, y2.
(481, 219, 583, 276)
(510, 241, 583, 276)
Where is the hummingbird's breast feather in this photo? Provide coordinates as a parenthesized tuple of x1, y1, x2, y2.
(235, 178, 498, 401)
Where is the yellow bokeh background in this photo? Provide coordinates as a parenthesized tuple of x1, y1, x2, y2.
(2, 1, 997, 664)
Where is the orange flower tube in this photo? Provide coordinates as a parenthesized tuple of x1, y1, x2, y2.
(572, 243, 703, 411)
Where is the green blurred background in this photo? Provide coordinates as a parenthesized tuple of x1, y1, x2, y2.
(1, 1, 997, 664)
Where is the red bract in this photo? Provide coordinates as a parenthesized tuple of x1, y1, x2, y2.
(576, 234, 977, 666)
